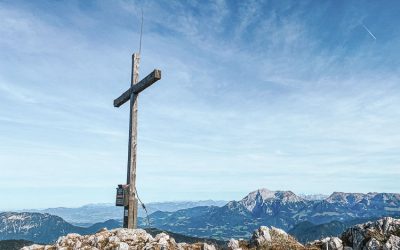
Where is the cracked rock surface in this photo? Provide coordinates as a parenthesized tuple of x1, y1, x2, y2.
(21, 217, 400, 250)
(21, 228, 216, 250)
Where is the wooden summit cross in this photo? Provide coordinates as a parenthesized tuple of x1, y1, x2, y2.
(114, 53, 161, 229)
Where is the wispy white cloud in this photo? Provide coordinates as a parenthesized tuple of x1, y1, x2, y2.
(0, 80, 38, 103)
(0, 0, 399, 208)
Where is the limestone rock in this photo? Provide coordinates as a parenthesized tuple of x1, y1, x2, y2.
(21, 217, 400, 250)
(228, 238, 240, 249)
(341, 217, 400, 250)
(365, 238, 381, 250)
(21, 228, 216, 250)
(21, 245, 45, 250)
(384, 235, 400, 250)
(271, 226, 289, 238)
(249, 225, 304, 249)
(203, 243, 216, 250)
(250, 226, 272, 247)
(308, 237, 343, 250)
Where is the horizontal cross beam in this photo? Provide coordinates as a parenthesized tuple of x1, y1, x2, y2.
(114, 69, 161, 108)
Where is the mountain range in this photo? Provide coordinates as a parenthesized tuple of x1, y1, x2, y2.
(0, 212, 121, 243)
(287, 217, 384, 244)
(142, 188, 400, 239)
(23, 200, 227, 226)
(0, 212, 225, 246)
(2, 188, 400, 244)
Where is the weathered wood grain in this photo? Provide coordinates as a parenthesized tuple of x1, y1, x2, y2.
(114, 53, 162, 229)
(113, 69, 161, 107)
(125, 53, 139, 229)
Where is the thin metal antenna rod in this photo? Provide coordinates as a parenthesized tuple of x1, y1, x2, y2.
(139, 8, 144, 54)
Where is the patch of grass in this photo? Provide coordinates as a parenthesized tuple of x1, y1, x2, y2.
(0, 239, 34, 250)
(393, 227, 400, 237)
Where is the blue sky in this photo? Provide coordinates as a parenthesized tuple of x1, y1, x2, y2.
(1, 0, 399, 209)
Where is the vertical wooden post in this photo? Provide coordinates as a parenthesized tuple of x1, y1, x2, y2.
(123, 53, 140, 229)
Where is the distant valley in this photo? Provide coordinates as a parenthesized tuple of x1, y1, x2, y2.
(22, 200, 227, 226)
(1, 188, 400, 245)
(141, 188, 400, 239)
(0, 212, 222, 246)
(0, 212, 120, 243)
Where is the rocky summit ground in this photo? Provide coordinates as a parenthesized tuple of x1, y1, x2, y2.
(306, 217, 400, 250)
(341, 217, 400, 249)
(21, 228, 217, 250)
(21, 217, 400, 250)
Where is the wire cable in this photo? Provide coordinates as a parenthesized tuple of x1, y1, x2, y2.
(139, 8, 144, 54)
(135, 186, 151, 228)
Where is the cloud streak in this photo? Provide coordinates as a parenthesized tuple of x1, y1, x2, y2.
(0, 0, 399, 209)
(362, 24, 377, 40)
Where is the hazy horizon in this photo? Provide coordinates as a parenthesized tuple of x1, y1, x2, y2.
(1, 188, 396, 211)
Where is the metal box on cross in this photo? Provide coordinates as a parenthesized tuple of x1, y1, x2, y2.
(115, 184, 129, 207)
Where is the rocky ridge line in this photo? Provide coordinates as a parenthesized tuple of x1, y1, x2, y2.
(22, 217, 400, 250)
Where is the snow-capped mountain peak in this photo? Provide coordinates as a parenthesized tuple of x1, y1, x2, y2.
(326, 192, 367, 204)
(239, 188, 305, 212)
